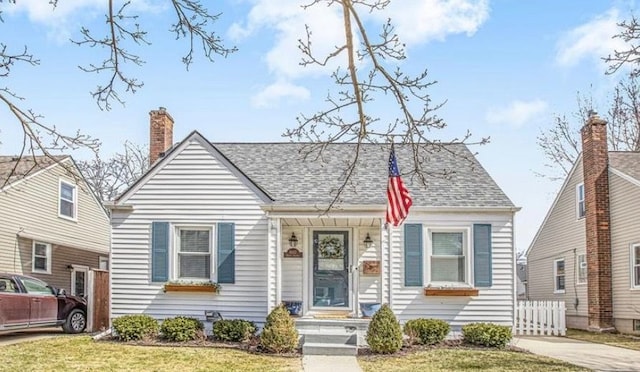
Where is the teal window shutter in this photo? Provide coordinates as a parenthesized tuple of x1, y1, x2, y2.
(473, 224, 492, 287)
(151, 222, 169, 282)
(217, 223, 235, 284)
(404, 224, 423, 287)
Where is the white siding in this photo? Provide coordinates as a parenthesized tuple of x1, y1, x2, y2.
(358, 228, 381, 305)
(111, 139, 269, 324)
(0, 161, 109, 281)
(391, 212, 515, 328)
(609, 171, 640, 327)
(281, 227, 303, 302)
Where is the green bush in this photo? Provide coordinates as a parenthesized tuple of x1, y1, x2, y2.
(259, 304, 299, 353)
(404, 318, 450, 346)
(462, 323, 513, 348)
(213, 319, 257, 342)
(160, 316, 204, 342)
(366, 304, 403, 354)
(112, 314, 159, 341)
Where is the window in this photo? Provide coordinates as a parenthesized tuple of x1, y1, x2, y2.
(554, 259, 566, 293)
(632, 244, 640, 288)
(21, 277, 53, 295)
(176, 228, 212, 280)
(99, 256, 109, 271)
(634, 319, 640, 332)
(71, 266, 89, 297)
(430, 230, 467, 284)
(577, 254, 587, 285)
(59, 180, 77, 220)
(32, 242, 51, 274)
(576, 183, 585, 219)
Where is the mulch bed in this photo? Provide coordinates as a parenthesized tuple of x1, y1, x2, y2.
(357, 339, 528, 356)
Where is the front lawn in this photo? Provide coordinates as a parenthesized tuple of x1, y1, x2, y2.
(359, 348, 588, 372)
(565, 328, 640, 351)
(0, 337, 301, 372)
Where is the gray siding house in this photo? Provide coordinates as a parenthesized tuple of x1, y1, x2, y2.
(0, 156, 110, 295)
(110, 108, 519, 332)
(526, 114, 640, 334)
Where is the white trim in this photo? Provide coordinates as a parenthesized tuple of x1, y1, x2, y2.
(425, 226, 472, 288)
(526, 154, 583, 258)
(610, 167, 640, 188)
(553, 258, 566, 294)
(32, 241, 52, 274)
(631, 243, 640, 290)
(58, 178, 78, 222)
(18, 231, 108, 255)
(576, 253, 587, 285)
(172, 225, 215, 282)
(576, 183, 585, 220)
(263, 205, 520, 215)
(70, 265, 90, 297)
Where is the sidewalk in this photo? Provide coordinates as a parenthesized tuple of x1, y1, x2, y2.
(514, 336, 640, 372)
(302, 355, 362, 372)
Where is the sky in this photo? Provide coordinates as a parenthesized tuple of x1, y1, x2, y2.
(0, 0, 635, 253)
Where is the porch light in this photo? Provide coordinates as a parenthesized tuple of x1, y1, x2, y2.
(363, 233, 373, 248)
(288, 233, 299, 248)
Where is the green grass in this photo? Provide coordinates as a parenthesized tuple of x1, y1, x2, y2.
(358, 348, 588, 372)
(565, 329, 640, 351)
(0, 337, 301, 372)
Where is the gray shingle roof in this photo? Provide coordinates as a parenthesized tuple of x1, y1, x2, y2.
(610, 152, 640, 181)
(0, 155, 67, 186)
(213, 142, 515, 208)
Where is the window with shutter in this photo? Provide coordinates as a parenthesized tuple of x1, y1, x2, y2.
(177, 228, 212, 280)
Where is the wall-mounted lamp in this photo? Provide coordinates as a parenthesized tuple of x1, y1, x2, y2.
(288, 233, 299, 248)
(66, 264, 74, 271)
(363, 233, 373, 249)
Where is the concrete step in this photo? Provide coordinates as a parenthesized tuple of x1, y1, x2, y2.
(302, 342, 358, 356)
(304, 332, 357, 345)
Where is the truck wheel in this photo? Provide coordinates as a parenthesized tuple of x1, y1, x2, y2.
(63, 309, 86, 334)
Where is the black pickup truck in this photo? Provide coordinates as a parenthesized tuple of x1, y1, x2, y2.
(0, 273, 87, 334)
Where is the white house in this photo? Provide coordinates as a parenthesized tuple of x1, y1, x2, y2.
(110, 108, 519, 337)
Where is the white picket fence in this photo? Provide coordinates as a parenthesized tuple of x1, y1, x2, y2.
(515, 300, 566, 336)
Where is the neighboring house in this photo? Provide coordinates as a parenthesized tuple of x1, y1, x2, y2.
(109, 107, 519, 330)
(517, 262, 527, 300)
(0, 156, 110, 296)
(526, 113, 640, 335)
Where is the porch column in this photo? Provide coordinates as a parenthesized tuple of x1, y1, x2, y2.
(381, 219, 390, 305)
(267, 216, 281, 312)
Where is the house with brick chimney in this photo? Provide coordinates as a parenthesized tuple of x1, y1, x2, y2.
(526, 113, 640, 335)
(109, 107, 519, 348)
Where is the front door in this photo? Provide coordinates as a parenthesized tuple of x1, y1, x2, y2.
(312, 230, 349, 309)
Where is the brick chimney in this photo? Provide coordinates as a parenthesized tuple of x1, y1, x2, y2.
(149, 107, 174, 166)
(580, 112, 615, 332)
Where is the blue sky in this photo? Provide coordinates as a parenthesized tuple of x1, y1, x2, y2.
(0, 0, 635, 252)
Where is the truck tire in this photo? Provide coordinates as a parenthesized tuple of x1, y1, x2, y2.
(62, 309, 86, 334)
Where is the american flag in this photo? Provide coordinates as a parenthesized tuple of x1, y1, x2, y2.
(386, 144, 413, 227)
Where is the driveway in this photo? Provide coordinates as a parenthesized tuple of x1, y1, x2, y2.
(514, 336, 640, 372)
(0, 327, 64, 346)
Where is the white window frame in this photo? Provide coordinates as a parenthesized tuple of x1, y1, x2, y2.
(426, 226, 472, 287)
(576, 253, 587, 285)
(32, 241, 52, 274)
(99, 256, 109, 271)
(58, 179, 77, 221)
(70, 265, 89, 297)
(172, 225, 215, 282)
(576, 183, 585, 219)
(554, 258, 566, 294)
(631, 243, 640, 290)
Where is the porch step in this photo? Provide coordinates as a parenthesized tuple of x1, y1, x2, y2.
(302, 342, 358, 356)
(304, 332, 357, 345)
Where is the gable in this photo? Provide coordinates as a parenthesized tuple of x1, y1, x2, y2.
(118, 134, 271, 206)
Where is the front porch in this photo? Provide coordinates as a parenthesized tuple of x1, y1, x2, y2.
(267, 215, 387, 320)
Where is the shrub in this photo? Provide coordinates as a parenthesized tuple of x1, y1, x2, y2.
(112, 314, 159, 341)
(366, 304, 403, 354)
(213, 319, 257, 342)
(462, 323, 513, 348)
(404, 318, 450, 346)
(160, 316, 204, 342)
(259, 304, 299, 353)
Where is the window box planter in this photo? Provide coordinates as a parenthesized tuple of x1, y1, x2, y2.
(164, 283, 220, 293)
(424, 287, 479, 296)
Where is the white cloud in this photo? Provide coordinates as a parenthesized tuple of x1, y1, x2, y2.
(486, 99, 548, 127)
(556, 8, 626, 68)
(251, 80, 311, 108)
(230, 0, 490, 107)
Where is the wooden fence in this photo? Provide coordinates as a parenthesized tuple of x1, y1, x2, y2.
(87, 269, 110, 332)
(515, 300, 566, 336)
